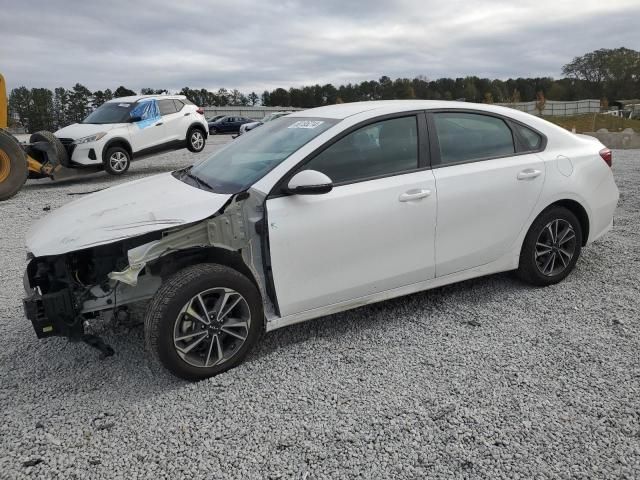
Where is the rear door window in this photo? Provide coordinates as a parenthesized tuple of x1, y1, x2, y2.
(158, 99, 178, 116)
(433, 112, 515, 165)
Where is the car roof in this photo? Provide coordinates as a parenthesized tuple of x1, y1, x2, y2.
(286, 100, 525, 120)
(106, 94, 187, 103)
(286, 100, 579, 148)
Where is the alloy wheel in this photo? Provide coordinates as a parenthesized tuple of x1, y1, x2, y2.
(191, 131, 204, 150)
(109, 151, 128, 173)
(535, 218, 577, 276)
(173, 287, 251, 368)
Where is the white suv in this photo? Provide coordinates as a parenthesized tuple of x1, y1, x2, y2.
(54, 95, 208, 175)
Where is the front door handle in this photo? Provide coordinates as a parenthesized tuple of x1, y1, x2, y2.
(517, 168, 541, 180)
(399, 189, 431, 202)
(155, 122, 163, 126)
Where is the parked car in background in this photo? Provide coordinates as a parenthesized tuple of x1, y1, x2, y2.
(23, 101, 619, 380)
(53, 95, 208, 175)
(208, 116, 254, 134)
(238, 111, 292, 135)
(207, 115, 225, 132)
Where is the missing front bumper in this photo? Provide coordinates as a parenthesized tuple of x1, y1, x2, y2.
(23, 288, 83, 339)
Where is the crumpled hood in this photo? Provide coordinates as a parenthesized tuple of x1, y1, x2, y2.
(27, 173, 232, 257)
(55, 122, 125, 139)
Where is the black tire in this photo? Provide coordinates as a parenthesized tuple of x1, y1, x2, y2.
(144, 264, 263, 380)
(186, 127, 206, 153)
(517, 206, 583, 286)
(0, 130, 28, 201)
(29, 131, 69, 166)
(103, 146, 130, 175)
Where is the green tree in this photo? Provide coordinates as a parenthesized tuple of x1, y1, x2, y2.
(562, 47, 640, 99)
(67, 83, 92, 123)
(53, 87, 69, 129)
(113, 86, 136, 97)
(248, 92, 259, 106)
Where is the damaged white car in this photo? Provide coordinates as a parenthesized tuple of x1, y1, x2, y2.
(23, 101, 619, 380)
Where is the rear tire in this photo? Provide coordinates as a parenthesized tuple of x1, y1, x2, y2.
(144, 264, 263, 380)
(186, 127, 206, 153)
(517, 206, 582, 286)
(103, 146, 130, 175)
(29, 131, 69, 166)
(0, 130, 28, 201)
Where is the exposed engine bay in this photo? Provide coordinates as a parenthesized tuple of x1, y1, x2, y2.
(22, 190, 276, 356)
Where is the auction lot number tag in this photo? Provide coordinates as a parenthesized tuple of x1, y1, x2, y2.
(288, 120, 324, 129)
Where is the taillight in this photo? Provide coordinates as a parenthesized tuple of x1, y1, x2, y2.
(599, 148, 612, 167)
(196, 107, 204, 115)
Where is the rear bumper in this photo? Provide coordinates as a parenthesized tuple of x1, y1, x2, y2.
(587, 175, 619, 245)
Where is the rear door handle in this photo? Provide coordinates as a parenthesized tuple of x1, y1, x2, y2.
(155, 122, 163, 126)
(183, 113, 190, 116)
(517, 168, 541, 180)
(399, 189, 431, 202)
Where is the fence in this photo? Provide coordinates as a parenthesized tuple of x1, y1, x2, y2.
(203, 106, 302, 120)
(496, 99, 601, 117)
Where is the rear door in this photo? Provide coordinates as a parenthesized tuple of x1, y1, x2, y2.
(428, 111, 546, 276)
(157, 99, 182, 143)
(128, 99, 166, 152)
(266, 113, 437, 317)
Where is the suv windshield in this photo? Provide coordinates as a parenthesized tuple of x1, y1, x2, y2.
(83, 102, 135, 124)
(186, 117, 337, 194)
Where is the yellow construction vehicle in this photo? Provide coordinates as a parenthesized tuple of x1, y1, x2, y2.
(0, 73, 73, 201)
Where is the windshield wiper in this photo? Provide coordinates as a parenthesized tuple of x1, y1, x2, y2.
(183, 168, 215, 191)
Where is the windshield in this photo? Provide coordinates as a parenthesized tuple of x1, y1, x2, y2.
(83, 102, 135, 124)
(187, 117, 338, 194)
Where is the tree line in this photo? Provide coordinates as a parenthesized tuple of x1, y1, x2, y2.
(8, 47, 639, 133)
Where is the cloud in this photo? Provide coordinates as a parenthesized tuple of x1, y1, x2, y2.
(1, 0, 639, 93)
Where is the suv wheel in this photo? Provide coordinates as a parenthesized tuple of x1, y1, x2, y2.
(187, 128, 206, 153)
(103, 147, 131, 175)
(144, 264, 263, 380)
(517, 206, 583, 286)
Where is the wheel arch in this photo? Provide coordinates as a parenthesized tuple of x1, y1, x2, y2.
(148, 246, 260, 292)
(102, 137, 133, 161)
(545, 199, 590, 246)
(187, 122, 208, 139)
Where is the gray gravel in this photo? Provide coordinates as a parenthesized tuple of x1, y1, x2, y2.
(1, 144, 639, 479)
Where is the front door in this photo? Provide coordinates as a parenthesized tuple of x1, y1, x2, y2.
(266, 114, 438, 317)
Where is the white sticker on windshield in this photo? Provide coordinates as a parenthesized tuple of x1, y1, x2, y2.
(118, 103, 131, 107)
(288, 120, 324, 129)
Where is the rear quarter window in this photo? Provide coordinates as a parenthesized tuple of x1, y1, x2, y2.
(513, 123, 544, 151)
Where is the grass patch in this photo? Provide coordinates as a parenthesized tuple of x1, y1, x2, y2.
(544, 114, 640, 133)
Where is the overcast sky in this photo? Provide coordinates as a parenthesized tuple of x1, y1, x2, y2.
(2, 0, 639, 94)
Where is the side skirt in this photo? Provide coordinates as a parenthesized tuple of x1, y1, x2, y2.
(265, 253, 519, 332)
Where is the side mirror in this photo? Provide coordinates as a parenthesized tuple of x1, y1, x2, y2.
(286, 170, 333, 195)
(129, 115, 142, 123)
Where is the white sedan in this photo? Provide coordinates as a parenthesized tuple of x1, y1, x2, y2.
(23, 101, 619, 380)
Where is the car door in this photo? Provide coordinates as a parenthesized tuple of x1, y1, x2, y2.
(127, 99, 166, 153)
(265, 114, 437, 317)
(157, 99, 182, 143)
(428, 111, 546, 277)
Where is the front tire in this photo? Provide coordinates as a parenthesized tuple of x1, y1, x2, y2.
(187, 127, 206, 153)
(517, 206, 582, 286)
(103, 146, 130, 175)
(144, 264, 263, 380)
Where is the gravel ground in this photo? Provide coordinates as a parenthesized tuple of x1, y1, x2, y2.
(0, 144, 639, 479)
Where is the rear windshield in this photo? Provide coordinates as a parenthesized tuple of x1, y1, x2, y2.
(187, 117, 338, 194)
(83, 102, 135, 124)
